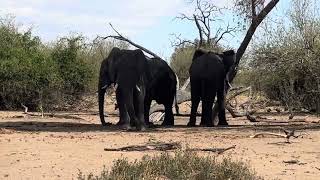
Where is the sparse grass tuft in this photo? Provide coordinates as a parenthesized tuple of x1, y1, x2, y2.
(78, 151, 261, 180)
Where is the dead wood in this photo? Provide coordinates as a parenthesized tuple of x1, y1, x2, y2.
(283, 160, 299, 164)
(104, 142, 235, 154)
(227, 87, 251, 101)
(188, 145, 236, 154)
(250, 129, 299, 143)
(104, 142, 181, 151)
(100, 23, 163, 60)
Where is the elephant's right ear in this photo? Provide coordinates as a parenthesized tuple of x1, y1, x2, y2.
(192, 49, 206, 61)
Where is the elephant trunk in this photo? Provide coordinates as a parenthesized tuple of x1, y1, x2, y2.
(98, 75, 110, 126)
(98, 87, 107, 126)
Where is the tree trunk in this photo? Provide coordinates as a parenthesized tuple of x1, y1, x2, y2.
(212, 0, 280, 122)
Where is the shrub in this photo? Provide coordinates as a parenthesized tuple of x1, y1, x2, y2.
(78, 151, 260, 180)
(0, 16, 129, 110)
(51, 36, 94, 95)
(241, 1, 320, 113)
(0, 17, 62, 110)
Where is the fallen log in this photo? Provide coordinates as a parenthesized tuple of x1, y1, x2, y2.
(187, 145, 236, 154)
(250, 129, 299, 143)
(104, 142, 181, 151)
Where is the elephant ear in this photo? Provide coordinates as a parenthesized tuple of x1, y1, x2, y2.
(222, 50, 236, 72)
(192, 49, 206, 61)
(107, 47, 122, 82)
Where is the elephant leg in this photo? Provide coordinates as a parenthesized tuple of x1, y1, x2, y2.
(188, 80, 201, 127)
(144, 96, 153, 127)
(162, 103, 174, 126)
(201, 100, 214, 127)
(116, 88, 129, 126)
(217, 82, 228, 126)
(133, 85, 146, 131)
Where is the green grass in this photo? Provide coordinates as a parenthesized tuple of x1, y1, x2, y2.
(78, 151, 261, 180)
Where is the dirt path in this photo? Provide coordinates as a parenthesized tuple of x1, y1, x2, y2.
(0, 111, 320, 180)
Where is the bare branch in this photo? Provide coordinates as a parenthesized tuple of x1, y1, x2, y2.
(99, 23, 163, 60)
(193, 14, 204, 47)
(171, 34, 197, 47)
(214, 23, 237, 45)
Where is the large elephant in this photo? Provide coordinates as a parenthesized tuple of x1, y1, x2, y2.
(98, 47, 148, 130)
(98, 47, 178, 129)
(187, 49, 235, 127)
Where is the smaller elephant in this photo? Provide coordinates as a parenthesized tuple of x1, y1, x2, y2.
(188, 49, 235, 127)
(144, 57, 178, 126)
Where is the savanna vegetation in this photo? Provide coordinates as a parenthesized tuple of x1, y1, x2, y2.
(77, 151, 260, 180)
(0, 16, 128, 111)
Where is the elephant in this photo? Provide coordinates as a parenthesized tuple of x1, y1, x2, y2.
(98, 47, 178, 130)
(187, 49, 235, 127)
(144, 57, 178, 126)
(98, 47, 149, 130)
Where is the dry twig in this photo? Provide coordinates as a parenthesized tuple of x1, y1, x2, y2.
(188, 145, 236, 154)
(250, 129, 299, 143)
(104, 142, 181, 151)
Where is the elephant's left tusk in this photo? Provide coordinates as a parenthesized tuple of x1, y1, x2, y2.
(227, 81, 232, 89)
(136, 85, 141, 92)
(101, 85, 108, 90)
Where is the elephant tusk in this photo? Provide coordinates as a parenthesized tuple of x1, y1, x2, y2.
(136, 85, 141, 92)
(227, 81, 232, 89)
(114, 83, 118, 90)
(101, 85, 108, 90)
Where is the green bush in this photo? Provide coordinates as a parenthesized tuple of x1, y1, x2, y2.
(0, 17, 62, 110)
(0, 16, 129, 110)
(51, 36, 94, 95)
(78, 151, 260, 180)
(170, 45, 195, 84)
(240, 1, 320, 113)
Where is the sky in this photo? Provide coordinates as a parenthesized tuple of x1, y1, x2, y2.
(0, 0, 292, 60)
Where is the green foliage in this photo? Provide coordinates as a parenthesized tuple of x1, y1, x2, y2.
(51, 36, 93, 95)
(170, 45, 195, 84)
(0, 16, 128, 110)
(0, 17, 62, 109)
(239, 0, 320, 112)
(78, 151, 260, 180)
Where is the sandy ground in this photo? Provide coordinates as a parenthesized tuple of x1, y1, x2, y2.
(0, 107, 320, 180)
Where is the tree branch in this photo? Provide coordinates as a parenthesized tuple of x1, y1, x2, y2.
(99, 23, 163, 60)
(193, 14, 204, 47)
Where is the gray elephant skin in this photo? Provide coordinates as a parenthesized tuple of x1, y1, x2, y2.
(98, 47, 178, 130)
(188, 49, 235, 127)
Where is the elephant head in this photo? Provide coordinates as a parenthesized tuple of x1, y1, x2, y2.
(98, 47, 122, 126)
(220, 50, 236, 74)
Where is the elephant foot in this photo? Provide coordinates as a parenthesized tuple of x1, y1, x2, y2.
(136, 124, 147, 131)
(101, 122, 113, 126)
(119, 123, 132, 130)
(116, 121, 125, 126)
(161, 121, 174, 127)
(205, 123, 214, 127)
(145, 121, 155, 128)
(199, 121, 206, 126)
(217, 121, 229, 126)
(187, 121, 196, 127)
